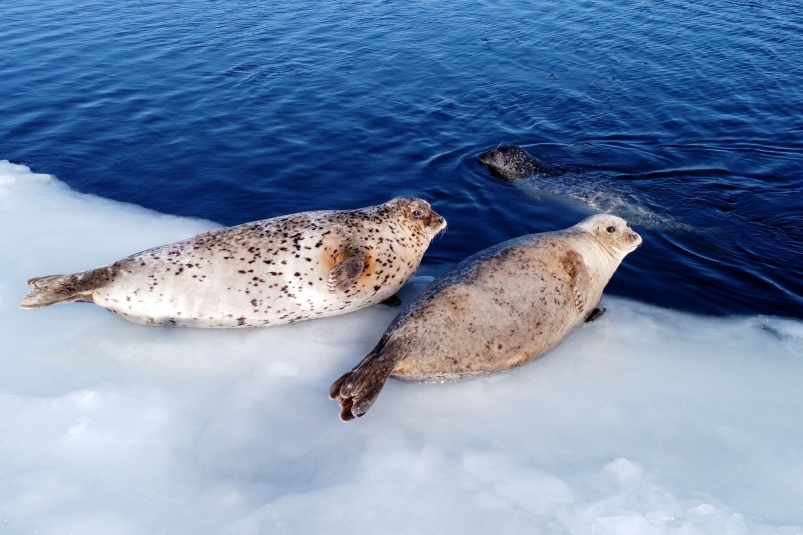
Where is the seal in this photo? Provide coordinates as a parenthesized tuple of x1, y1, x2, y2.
(330, 214, 641, 421)
(477, 145, 562, 181)
(20, 196, 447, 328)
(477, 144, 686, 231)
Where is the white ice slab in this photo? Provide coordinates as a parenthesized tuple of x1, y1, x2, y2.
(1, 161, 801, 534)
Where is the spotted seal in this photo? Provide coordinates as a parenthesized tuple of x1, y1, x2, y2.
(330, 214, 641, 421)
(478, 144, 687, 231)
(20, 196, 446, 328)
(477, 144, 562, 181)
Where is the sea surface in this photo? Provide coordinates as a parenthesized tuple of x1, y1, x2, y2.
(2, 0, 801, 318)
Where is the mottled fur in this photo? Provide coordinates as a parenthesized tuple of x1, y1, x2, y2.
(21, 197, 446, 328)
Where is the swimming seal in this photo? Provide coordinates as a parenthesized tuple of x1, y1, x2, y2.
(477, 144, 686, 231)
(20, 196, 446, 328)
(477, 145, 562, 181)
(330, 214, 641, 421)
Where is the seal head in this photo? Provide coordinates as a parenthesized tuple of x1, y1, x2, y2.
(383, 196, 446, 241)
(576, 213, 642, 259)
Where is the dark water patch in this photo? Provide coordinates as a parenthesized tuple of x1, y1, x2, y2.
(0, 0, 801, 318)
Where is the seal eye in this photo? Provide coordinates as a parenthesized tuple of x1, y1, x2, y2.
(412, 210, 423, 218)
(606, 226, 616, 233)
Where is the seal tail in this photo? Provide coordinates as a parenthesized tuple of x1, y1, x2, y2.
(329, 346, 399, 422)
(19, 267, 112, 309)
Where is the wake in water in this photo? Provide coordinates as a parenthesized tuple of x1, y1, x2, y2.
(477, 145, 691, 231)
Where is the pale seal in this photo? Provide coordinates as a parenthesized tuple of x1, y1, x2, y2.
(330, 214, 641, 421)
(20, 196, 446, 328)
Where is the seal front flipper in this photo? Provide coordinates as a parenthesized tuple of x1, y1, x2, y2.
(330, 339, 403, 421)
(19, 266, 117, 309)
(380, 294, 402, 307)
(327, 245, 368, 293)
(562, 249, 590, 314)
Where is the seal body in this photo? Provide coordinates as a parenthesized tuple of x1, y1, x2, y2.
(477, 145, 562, 181)
(330, 214, 641, 421)
(20, 197, 446, 328)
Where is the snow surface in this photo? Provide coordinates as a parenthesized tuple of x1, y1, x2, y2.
(1, 160, 802, 535)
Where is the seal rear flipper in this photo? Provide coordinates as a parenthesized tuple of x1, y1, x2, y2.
(19, 266, 115, 309)
(329, 344, 401, 422)
(327, 245, 368, 293)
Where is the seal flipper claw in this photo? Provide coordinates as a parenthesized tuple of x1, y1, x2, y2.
(380, 294, 402, 307)
(585, 307, 606, 323)
(327, 246, 368, 293)
(339, 398, 356, 421)
(329, 370, 352, 400)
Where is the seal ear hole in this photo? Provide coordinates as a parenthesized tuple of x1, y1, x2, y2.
(606, 226, 616, 233)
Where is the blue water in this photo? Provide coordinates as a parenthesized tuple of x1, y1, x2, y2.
(2, 0, 801, 318)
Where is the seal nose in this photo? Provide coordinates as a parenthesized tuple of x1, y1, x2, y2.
(430, 213, 447, 233)
(631, 229, 643, 248)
